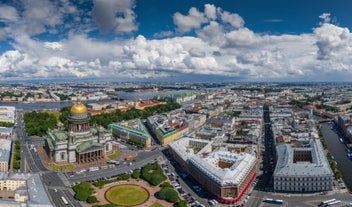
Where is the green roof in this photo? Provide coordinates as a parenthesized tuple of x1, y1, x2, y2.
(109, 119, 152, 140)
(53, 131, 67, 141)
(47, 130, 67, 142)
(76, 141, 103, 153)
(45, 137, 54, 151)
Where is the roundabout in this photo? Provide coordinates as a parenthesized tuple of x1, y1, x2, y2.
(105, 184, 149, 206)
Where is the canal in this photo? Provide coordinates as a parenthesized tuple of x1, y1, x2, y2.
(320, 122, 352, 190)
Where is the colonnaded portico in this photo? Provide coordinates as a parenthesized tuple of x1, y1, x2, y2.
(76, 149, 104, 163)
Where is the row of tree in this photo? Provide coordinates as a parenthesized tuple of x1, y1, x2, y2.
(72, 182, 98, 203)
(24, 111, 57, 136)
(141, 163, 167, 186)
(12, 140, 20, 171)
(0, 121, 14, 127)
(24, 101, 181, 136)
(90, 102, 181, 128)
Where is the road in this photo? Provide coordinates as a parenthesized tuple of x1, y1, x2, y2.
(246, 107, 352, 207)
(66, 150, 164, 184)
(246, 104, 275, 207)
(15, 110, 83, 207)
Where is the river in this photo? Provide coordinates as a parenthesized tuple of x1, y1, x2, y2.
(0, 99, 115, 111)
(115, 90, 195, 100)
(0, 90, 196, 111)
(319, 122, 352, 189)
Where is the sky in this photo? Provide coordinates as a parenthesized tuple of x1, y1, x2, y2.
(0, 0, 352, 82)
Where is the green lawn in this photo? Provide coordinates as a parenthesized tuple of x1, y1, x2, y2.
(107, 150, 121, 159)
(105, 185, 149, 206)
(49, 163, 75, 171)
(151, 202, 164, 207)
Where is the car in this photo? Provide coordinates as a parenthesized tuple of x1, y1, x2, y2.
(208, 200, 216, 205)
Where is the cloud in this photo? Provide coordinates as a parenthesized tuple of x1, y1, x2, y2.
(196, 21, 225, 45)
(0, 5, 19, 22)
(204, 4, 217, 20)
(0, 0, 86, 39)
(173, 7, 207, 33)
(153, 31, 174, 38)
(224, 28, 261, 47)
(218, 8, 244, 28)
(314, 23, 351, 60)
(1, 3, 352, 82)
(319, 13, 331, 23)
(92, 0, 138, 34)
(21, 0, 64, 35)
(44, 42, 63, 50)
(173, 4, 245, 34)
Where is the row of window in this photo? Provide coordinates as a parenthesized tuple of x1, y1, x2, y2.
(275, 186, 330, 191)
(275, 176, 331, 181)
(275, 181, 331, 186)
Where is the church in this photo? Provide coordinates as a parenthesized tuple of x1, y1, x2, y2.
(44, 102, 115, 163)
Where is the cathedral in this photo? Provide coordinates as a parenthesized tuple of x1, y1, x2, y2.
(44, 102, 114, 163)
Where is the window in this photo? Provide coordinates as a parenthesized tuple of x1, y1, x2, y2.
(60, 152, 65, 160)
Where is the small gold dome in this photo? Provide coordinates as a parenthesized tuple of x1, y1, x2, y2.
(70, 103, 87, 114)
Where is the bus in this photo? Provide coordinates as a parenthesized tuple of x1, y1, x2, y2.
(320, 199, 336, 206)
(263, 198, 283, 204)
(325, 200, 341, 206)
(61, 196, 69, 205)
(321, 199, 336, 205)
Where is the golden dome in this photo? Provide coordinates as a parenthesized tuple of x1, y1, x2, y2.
(70, 103, 87, 114)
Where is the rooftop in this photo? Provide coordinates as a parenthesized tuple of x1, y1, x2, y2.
(109, 119, 152, 140)
(0, 172, 53, 207)
(190, 150, 256, 186)
(274, 139, 333, 177)
(0, 139, 11, 162)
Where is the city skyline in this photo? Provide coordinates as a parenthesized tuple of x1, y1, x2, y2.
(0, 0, 352, 82)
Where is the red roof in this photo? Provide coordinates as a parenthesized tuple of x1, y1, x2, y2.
(178, 125, 188, 131)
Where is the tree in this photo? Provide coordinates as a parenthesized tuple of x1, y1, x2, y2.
(24, 111, 57, 136)
(96, 204, 118, 207)
(72, 182, 95, 202)
(141, 163, 166, 186)
(117, 173, 130, 181)
(160, 182, 173, 188)
(150, 174, 166, 186)
(177, 200, 188, 207)
(13, 160, 20, 170)
(132, 170, 141, 179)
(158, 187, 179, 203)
(74, 191, 90, 201)
(59, 106, 71, 129)
(87, 196, 98, 203)
(14, 151, 21, 160)
(0, 121, 15, 127)
(90, 102, 181, 128)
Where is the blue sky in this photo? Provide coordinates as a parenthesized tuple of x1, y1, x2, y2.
(0, 0, 352, 82)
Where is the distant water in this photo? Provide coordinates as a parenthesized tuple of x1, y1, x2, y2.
(0, 90, 195, 111)
(0, 99, 113, 111)
(0, 101, 73, 111)
(115, 90, 195, 100)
